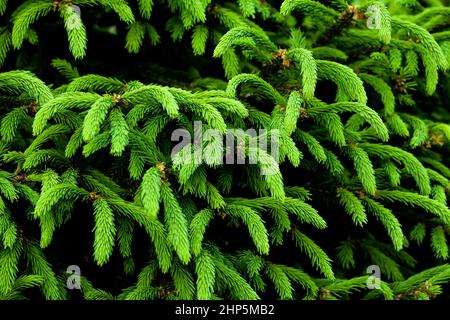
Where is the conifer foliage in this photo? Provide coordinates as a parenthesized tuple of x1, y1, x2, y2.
(0, 0, 449, 300)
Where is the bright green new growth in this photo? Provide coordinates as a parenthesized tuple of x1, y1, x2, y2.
(0, 0, 449, 302)
(140, 167, 161, 218)
(93, 198, 116, 266)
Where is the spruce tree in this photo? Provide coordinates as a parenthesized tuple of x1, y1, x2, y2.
(0, 0, 449, 300)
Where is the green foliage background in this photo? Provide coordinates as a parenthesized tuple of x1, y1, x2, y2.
(0, 0, 449, 300)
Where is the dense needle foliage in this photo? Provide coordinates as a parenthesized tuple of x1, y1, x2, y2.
(0, 0, 449, 300)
